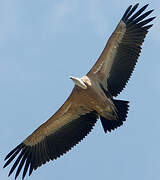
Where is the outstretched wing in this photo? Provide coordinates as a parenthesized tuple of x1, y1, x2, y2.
(3, 89, 98, 179)
(87, 3, 155, 96)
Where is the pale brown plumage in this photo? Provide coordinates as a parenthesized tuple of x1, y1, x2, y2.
(4, 3, 155, 179)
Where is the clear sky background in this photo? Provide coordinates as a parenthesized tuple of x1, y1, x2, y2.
(0, 0, 159, 180)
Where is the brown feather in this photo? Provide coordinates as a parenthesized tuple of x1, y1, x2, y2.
(4, 90, 98, 179)
(87, 4, 155, 96)
(3, 4, 154, 180)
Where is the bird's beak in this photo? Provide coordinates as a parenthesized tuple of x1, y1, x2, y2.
(70, 76, 77, 82)
(70, 76, 76, 84)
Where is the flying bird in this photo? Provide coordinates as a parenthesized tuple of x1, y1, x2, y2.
(4, 3, 155, 179)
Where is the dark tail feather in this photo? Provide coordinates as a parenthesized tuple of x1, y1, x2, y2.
(100, 99, 129, 133)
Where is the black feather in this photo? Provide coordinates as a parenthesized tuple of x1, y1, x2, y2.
(106, 4, 154, 96)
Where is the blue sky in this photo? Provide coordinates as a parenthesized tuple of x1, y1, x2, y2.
(0, 1, 159, 180)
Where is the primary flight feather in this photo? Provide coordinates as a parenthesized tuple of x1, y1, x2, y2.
(4, 3, 155, 179)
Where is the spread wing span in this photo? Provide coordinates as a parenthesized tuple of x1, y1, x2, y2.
(87, 3, 155, 96)
(3, 92, 98, 179)
(3, 3, 155, 180)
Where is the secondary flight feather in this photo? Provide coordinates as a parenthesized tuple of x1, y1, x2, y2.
(4, 3, 155, 179)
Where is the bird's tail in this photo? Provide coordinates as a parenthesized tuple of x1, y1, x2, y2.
(100, 99, 129, 133)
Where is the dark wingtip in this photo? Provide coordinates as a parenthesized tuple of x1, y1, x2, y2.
(141, 4, 149, 12)
(134, 3, 139, 9)
(122, 5, 132, 20)
(144, 4, 149, 8)
(3, 163, 7, 169)
(122, 3, 154, 25)
(122, 3, 140, 21)
(4, 144, 24, 161)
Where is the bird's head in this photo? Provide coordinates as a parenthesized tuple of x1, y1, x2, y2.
(70, 76, 87, 89)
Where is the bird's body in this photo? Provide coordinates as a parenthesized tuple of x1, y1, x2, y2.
(4, 3, 155, 180)
(24, 75, 117, 147)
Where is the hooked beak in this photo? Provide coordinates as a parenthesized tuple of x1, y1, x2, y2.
(70, 76, 74, 80)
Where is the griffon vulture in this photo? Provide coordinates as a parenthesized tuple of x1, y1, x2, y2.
(4, 3, 155, 179)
